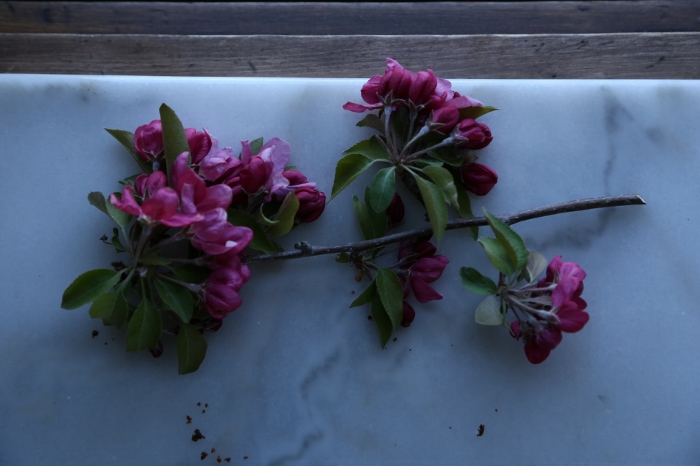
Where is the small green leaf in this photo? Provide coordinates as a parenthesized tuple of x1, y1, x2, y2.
(428, 147, 463, 167)
(249, 137, 264, 155)
(524, 250, 548, 284)
(376, 269, 404, 330)
(126, 298, 162, 352)
(460, 267, 498, 295)
(105, 128, 151, 174)
(177, 324, 208, 375)
(483, 209, 528, 272)
(88, 191, 108, 215)
(62, 269, 122, 310)
(413, 174, 448, 243)
(350, 280, 376, 308)
(227, 209, 283, 254)
(364, 187, 388, 239)
(478, 237, 515, 276)
(331, 153, 379, 200)
(265, 191, 300, 237)
(89, 291, 119, 320)
(106, 193, 132, 228)
(118, 174, 140, 187)
(356, 114, 385, 134)
(111, 228, 127, 252)
(459, 106, 498, 120)
(106, 293, 129, 328)
(342, 135, 391, 161)
(368, 166, 396, 212)
(475, 294, 504, 326)
(371, 293, 393, 348)
(422, 165, 459, 208)
(455, 186, 478, 240)
(159, 103, 190, 181)
(352, 195, 375, 240)
(155, 277, 194, 323)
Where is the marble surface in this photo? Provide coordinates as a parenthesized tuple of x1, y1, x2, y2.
(0, 75, 698, 465)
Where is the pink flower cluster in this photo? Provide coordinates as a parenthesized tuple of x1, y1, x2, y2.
(112, 120, 327, 319)
(509, 256, 590, 364)
(396, 242, 449, 327)
(343, 58, 498, 196)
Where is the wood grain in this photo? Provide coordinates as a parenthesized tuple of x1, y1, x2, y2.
(1, 33, 698, 78)
(1, 2, 699, 35)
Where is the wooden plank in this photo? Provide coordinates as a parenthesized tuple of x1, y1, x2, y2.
(1, 33, 698, 79)
(1, 2, 699, 35)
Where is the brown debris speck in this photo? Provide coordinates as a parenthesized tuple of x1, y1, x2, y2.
(197, 402, 201, 406)
(211, 448, 216, 453)
(92, 330, 99, 339)
(217, 456, 222, 463)
(186, 416, 192, 424)
(495, 408, 498, 412)
(393, 338, 397, 342)
(367, 316, 373, 321)
(477, 424, 485, 437)
(243, 456, 249, 460)
(104, 342, 108, 346)
(205, 403, 209, 408)
(200, 452, 208, 460)
(192, 429, 205, 442)
(224, 459, 231, 463)
(202, 410, 206, 414)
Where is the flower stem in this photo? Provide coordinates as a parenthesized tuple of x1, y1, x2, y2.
(244, 194, 645, 264)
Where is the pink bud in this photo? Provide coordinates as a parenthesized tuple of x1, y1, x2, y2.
(185, 128, 213, 164)
(401, 301, 416, 327)
(295, 187, 326, 223)
(456, 119, 493, 150)
(460, 163, 498, 196)
(409, 70, 438, 105)
(240, 156, 268, 194)
(133, 120, 163, 160)
(431, 107, 460, 133)
(282, 170, 309, 186)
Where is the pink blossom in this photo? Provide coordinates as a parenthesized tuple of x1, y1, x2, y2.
(110, 182, 202, 227)
(240, 138, 291, 200)
(204, 263, 250, 319)
(295, 187, 326, 223)
(398, 242, 449, 303)
(431, 107, 460, 134)
(134, 120, 164, 161)
(455, 119, 493, 150)
(460, 163, 498, 196)
(171, 153, 233, 214)
(185, 128, 213, 164)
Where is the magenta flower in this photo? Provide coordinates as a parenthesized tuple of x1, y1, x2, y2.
(454, 119, 493, 150)
(185, 128, 213, 164)
(460, 163, 498, 196)
(295, 187, 326, 223)
(401, 301, 416, 327)
(203, 261, 250, 319)
(240, 138, 291, 200)
(397, 242, 449, 303)
(134, 120, 164, 161)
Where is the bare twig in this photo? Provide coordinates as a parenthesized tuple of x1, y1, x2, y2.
(244, 194, 645, 264)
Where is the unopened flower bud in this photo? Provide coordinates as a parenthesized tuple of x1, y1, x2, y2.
(460, 163, 498, 196)
(409, 70, 438, 105)
(455, 119, 493, 150)
(282, 170, 309, 186)
(295, 187, 326, 223)
(134, 120, 164, 161)
(431, 107, 460, 133)
(240, 156, 268, 194)
(401, 301, 416, 327)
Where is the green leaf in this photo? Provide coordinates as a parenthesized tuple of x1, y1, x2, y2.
(159, 103, 190, 181)
(253, 205, 278, 227)
(62, 269, 122, 310)
(105, 128, 151, 174)
(111, 228, 127, 252)
(89, 291, 119, 320)
(331, 153, 379, 200)
(155, 277, 194, 323)
(227, 209, 283, 254)
(524, 250, 548, 284)
(460, 267, 499, 295)
(459, 106, 499, 120)
(343, 136, 391, 161)
(422, 165, 459, 208)
(371, 293, 393, 348)
(177, 324, 208, 375)
(106, 292, 129, 328)
(483, 209, 528, 272)
(376, 268, 404, 330)
(413, 174, 448, 243)
(428, 147, 463, 167)
(126, 298, 162, 352)
(118, 174, 140, 187)
(350, 280, 376, 308)
(249, 137, 264, 155)
(364, 187, 387, 239)
(352, 195, 375, 240)
(88, 191, 108, 215)
(106, 193, 132, 228)
(172, 264, 210, 284)
(265, 191, 300, 237)
(356, 114, 385, 134)
(455, 186, 478, 240)
(475, 295, 504, 326)
(368, 167, 396, 212)
(478, 237, 515, 276)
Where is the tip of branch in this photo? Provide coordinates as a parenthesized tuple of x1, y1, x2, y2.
(635, 195, 646, 205)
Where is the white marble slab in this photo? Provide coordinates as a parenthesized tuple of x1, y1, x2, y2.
(0, 75, 698, 465)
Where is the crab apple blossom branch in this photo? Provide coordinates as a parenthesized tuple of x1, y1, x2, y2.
(244, 194, 645, 264)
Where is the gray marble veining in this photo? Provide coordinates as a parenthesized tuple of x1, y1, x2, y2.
(0, 76, 698, 465)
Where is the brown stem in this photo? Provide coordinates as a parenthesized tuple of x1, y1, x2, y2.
(244, 194, 645, 264)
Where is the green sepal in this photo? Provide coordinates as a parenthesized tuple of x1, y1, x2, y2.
(460, 267, 498, 295)
(118, 174, 140, 187)
(125, 297, 162, 352)
(105, 128, 151, 174)
(177, 324, 208, 375)
(159, 103, 190, 183)
(376, 268, 404, 330)
(371, 293, 393, 348)
(368, 166, 396, 212)
(475, 294, 504, 326)
(350, 279, 377, 308)
(478, 237, 515, 276)
(413, 174, 448, 243)
(227, 209, 283, 254)
(459, 106, 498, 120)
(154, 277, 194, 323)
(61, 269, 122, 310)
(483, 209, 528, 272)
(265, 191, 300, 237)
(249, 137, 264, 155)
